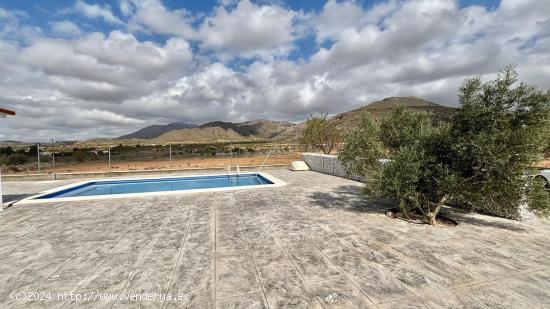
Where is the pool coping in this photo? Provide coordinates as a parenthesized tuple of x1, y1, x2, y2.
(14, 172, 286, 205)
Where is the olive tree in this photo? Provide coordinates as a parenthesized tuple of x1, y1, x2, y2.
(302, 114, 341, 154)
(339, 107, 456, 225)
(339, 67, 550, 225)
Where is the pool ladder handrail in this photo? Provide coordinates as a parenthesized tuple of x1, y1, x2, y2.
(258, 148, 274, 171)
(227, 164, 240, 177)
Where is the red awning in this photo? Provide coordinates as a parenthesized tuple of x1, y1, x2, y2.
(0, 108, 15, 116)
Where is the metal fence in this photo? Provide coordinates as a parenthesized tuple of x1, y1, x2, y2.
(1, 142, 312, 174)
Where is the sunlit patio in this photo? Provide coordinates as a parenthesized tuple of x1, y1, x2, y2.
(1, 168, 549, 308)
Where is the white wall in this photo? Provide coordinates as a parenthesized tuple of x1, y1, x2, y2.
(301, 153, 362, 181)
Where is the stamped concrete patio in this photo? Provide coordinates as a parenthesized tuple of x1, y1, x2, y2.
(1, 168, 549, 308)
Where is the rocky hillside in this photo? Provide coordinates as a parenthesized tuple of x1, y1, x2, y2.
(151, 119, 296, 143)
(273, 97, 455, 141)
(272, 122, 306, 141)
(116, 122, 197, 139)
(200, 120, 295, 139)
(152, 127, 251, 144)
(329, 96, 455, 132)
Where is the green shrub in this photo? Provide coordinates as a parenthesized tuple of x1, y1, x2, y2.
(0, 146, 13, 156)
(7, 153, 28, 166)
(206, 146, 216, 156)
(73, 150, 88, 163)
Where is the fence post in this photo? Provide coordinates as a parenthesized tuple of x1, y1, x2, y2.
(37, 143, 41, 173)
(51, 138, 55, 174)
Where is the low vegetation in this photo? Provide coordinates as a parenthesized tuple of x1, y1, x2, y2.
(0, 146, 30, 167)
(339, 67, 550, 225)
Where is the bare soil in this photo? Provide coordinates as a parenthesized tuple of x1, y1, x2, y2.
(535, 159, 550, 169)
(4, 153, 301, 174)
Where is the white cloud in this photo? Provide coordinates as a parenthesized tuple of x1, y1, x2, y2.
(50, 20, 82, 37)
(77, 108, 145, 125)
(313, 0, 399, 43)
(197, 0, 298, 59)
(72, 0, 123, 25)
(0, 26, 194, 140)
(124, 0, 195, 38)
(0, 7, 42, 43)
(122, 63, 262, 122)
(21, 31, 193, 92)
(119, 0, 133, 16)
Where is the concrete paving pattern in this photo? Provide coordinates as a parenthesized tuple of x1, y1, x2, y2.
(1, 169, 549, 308)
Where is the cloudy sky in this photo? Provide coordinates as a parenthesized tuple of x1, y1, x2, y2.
(0, 0, 548, 141)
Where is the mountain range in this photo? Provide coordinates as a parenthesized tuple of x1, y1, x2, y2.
(112, 96, 455, 144)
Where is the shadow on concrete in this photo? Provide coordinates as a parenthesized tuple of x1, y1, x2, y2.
(448, 212, 529, 232)
(308, 185, 389, 214)
(2, 194, 32, 204)
(310, 185, 529, 232)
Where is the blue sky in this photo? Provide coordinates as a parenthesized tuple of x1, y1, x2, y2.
(0, 0, 548, 141)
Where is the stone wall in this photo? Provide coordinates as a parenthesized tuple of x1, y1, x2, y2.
(301, 153, 362, 181)
(478, 203, 535, 221)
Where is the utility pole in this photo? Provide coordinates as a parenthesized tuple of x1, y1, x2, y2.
(169, 143, 172, 168)
(108, 146, 111, 171)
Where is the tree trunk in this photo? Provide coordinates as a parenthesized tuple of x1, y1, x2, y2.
(426, 195, 448, 226)
(427, 213, 437, 226)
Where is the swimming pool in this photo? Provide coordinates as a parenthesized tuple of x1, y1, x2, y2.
(18, 172, 285, 204)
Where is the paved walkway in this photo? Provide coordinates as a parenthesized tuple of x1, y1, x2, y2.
(1, 169, 549, 308)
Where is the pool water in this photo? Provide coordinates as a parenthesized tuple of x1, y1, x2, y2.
(36, 174, 273, 199)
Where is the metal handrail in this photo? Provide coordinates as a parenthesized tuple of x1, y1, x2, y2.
(258, 148, 274, 171)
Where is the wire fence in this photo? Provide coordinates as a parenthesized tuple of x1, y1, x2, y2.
(0, 142, 314, 174)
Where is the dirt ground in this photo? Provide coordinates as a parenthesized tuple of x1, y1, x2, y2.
(5, 153, 301, 174)
(3, 154, 548, 175)
(535, 159, 550, 169)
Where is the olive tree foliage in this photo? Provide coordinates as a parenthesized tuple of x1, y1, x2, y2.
(302, 114, 342, 154)
(337, 115, 385, 177)
(450, 67, 550, 217)
(339, 107, 456, 225)
(339, 67, 550, 225)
